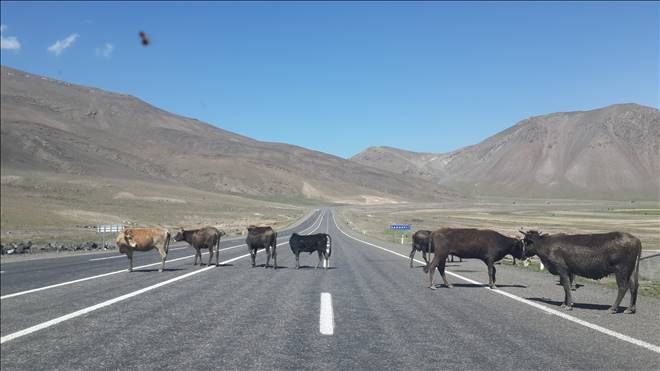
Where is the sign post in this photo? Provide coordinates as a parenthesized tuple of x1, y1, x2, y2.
(389, 224, 412, 245)
(96, 224, 125, 249)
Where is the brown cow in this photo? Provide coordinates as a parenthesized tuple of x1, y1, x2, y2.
(427, 228, 525, 289)
(116, 227, 171, 272)
(172, 226, 226, 267)
(246, 225, 278, 269)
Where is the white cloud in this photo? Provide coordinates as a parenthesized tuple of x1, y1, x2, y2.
(95, 42, 114, 58)
(1, 24, 21, 51)
(48, 33, 79, 56)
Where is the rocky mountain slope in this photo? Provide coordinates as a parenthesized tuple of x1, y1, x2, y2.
(352, 104, 659, 200)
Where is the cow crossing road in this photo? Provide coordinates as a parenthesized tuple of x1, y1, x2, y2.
(1, 209, 659, 370)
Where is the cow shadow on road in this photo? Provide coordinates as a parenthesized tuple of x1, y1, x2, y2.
(292, 265, 337, 270)
(132, 268, 185, 272)
(451, 283, 528, 288)
(527, 297, 620, 311)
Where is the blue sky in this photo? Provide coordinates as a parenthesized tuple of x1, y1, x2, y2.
(1, 1, 658, 158)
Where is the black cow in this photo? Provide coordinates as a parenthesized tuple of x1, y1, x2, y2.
(521, 230, 641, 314)
(172, 226, 225, 266)
(246, 225, 278, 269)
(410, 230, 433, 270)
(289, 233, 332, 269)
(427, 228, 525, 289)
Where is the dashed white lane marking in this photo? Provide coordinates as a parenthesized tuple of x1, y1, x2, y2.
(1, 211, 325, 301)
(330, 211, 660, 354)
(320, 292, 334, 335)
(0, 211, 327, 343)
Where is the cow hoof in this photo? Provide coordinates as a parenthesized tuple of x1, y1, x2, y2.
(624, 308, 635, 314)
(560, 304, 573, 311)
(608, 307, 618, 314)
(429, 285, 437, 290)
(444, 284, 453, 288)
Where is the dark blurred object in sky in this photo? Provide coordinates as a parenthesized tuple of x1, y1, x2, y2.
(139, 31, 150, 46)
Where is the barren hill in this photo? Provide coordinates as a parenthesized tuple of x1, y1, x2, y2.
(352, 104, 660, 200)
(1, 65, 458, 204)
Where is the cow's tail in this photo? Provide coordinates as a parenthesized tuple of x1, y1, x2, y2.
(164, 231, 171, 254)
(216, 230, 222, 266)
(326, 234, 332, 269)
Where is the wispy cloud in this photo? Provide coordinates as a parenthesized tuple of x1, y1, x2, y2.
(95, 42, 114, 58)
(48, 33, 79, 56)
(1, 24, 21, 51)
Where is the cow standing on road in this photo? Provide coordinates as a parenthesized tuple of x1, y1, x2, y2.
(411, 230, 462, 272)
(173, 227, 226, 267)
(246, 225, 278, 269)
(116, 227, 171, 272)
(427, 228, 525, 289)
(410, 230, 432, 270)
(289, 233, 332, 269)
(521, 230, 641, 314)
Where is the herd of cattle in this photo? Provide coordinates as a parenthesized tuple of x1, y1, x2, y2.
(115, 225, 332, 273)
(410, 228, 642, 314)
(114, 220, 642, 315)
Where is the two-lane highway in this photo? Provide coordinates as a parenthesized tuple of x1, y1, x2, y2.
(1, 209, 658, 370)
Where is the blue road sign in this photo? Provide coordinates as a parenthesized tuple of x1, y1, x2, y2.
(389, 224, 412, 231)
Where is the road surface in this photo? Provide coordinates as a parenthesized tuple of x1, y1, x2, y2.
(1, 209, 658, 370)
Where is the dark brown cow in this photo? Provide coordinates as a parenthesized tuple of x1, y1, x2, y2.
(173, 226, 226, 267)
(427, 228, 525, 289)
(116, 227, 171, 272)
(246, 225, 278, 269)
(411, 230, 462, 272)
(521, 230, 641, 313)
(410, 230, 432, 270)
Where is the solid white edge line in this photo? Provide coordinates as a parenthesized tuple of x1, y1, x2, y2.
(330, 210, 660, 354)
(0, 210, 327, 344)
(1, 210, 325, 301)
(320, 292, 334, 335)
(88, 246, 189, 261)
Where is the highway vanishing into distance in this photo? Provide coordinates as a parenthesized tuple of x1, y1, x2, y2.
(1, 209, 659, 370)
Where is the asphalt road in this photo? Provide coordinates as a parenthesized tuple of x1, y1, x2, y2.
(1, 208, 658, 370)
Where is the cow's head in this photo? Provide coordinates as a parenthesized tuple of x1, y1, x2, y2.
(172, 227, 185, 241)
(124, 230, 138, 248)
(519, 230, 546, 257)
(218, 230, 226, 238)
(247, 225, 257, 233)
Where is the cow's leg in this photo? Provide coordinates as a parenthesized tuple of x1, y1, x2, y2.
(250, 250, 256, 268)
(316, 250, 324, 269)
(127, 250, 134, 272)
(422, 250, 430, 267)
(486, 259, 496, 289)
(208, 247, 214, 266)
(295, 252, 300, 269)
(272, 245, 278, 269)
(428, 253, 441, 289)
(626, 272, 638, 314)
(610, 271, 630, 314)
(193, 248, 199, 266)
(158, 248, 167, 272)
(409, 248, 416, 268)
(265, 247, 271, 268)
(558, 272, 573, 310)
(569, 273, 576, 291)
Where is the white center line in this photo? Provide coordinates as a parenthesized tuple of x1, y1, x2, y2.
(330, 211, 660, 354)
(320, 292, 334, 335)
